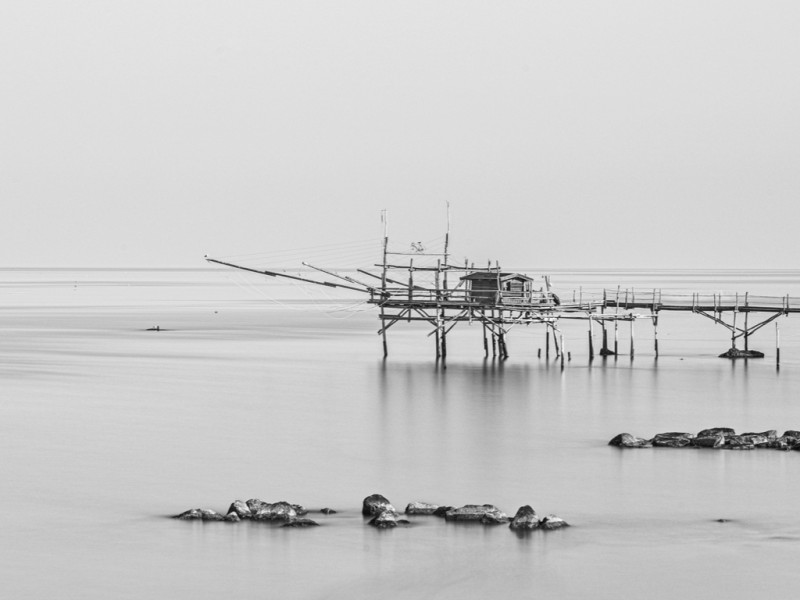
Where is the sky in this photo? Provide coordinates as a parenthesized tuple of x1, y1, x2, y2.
(2, 1, 799, 269)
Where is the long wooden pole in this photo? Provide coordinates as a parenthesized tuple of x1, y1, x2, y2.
(630, 318, 635, 359)
(744, 292, 750, 351)
(381, 210, 389, 358)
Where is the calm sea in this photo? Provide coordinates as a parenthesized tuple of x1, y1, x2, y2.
(3, 267, 800, 598)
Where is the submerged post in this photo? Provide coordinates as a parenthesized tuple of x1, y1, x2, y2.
(630, 318, 635, 359)
(546, 327, 550, 359)
(744, 292, 750, 351)
(588, 314, 594, 361)
(776, 322, 781, 369)
(653, 313, 659, 358)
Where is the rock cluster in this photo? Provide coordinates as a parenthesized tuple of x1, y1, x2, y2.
(609, 428, 800, 451)
(506, 505, 570, 531)
(718, 348, 765, 359)
(379, 496, 567, 531)
(172, 494, 570, 532)
(174, 498, 322, 527)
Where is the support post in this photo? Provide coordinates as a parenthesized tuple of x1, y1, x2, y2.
(588, 314, 594, 361)
(744, 292, 750, 351)
(630, 318, 635, 359)
(653, 313, 659, 358)
(776, 322, 781, 369)
(546, 327, 550, 359)
(560, 332, 565, 369)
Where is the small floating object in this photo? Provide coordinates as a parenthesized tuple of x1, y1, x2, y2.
(146, 326, 161, 332)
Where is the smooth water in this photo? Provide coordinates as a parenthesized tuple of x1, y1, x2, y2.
(3, 268, 800, 598)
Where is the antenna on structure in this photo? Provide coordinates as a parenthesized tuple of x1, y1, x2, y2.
(444, 201, 450, 266)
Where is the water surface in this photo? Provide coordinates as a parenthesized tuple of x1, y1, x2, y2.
(2, 268, 800, 598)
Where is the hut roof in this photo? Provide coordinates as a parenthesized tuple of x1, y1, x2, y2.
(460, 272, 535, 283)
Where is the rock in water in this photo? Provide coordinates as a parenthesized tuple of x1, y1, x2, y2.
(718, 348, 765, 359)
(369, 509, 407, 528)
(697, 427, 735, 438)
(281, 518, 319, 528)
(174, 508, 224, 521)
(227, 500, 252, 519)
(509, 505, 540, 531)
(362, 494, 395, 516)
(252, 501, 297, 521)
(539, 514, 569, 530)
(608, 433, 651, 448)
(246, 498, 269, 513)
(405, 502, 440, 515)
(725, 435, 755, 450)
(444, 505, 509, 524)
(320, 508, 337, 514)
(432, 506, 455, 517)
(693, 433, 725, 448)
(651, 432, 694, 448)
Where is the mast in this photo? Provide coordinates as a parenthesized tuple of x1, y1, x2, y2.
(443, 201, 450, 292)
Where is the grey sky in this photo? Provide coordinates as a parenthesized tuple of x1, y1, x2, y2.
(3, 1, 799, 269)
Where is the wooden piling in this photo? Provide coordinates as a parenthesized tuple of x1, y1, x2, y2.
(653, 313, 659, 358)
(744, 292, 750, 351)
(630, 318, 635, 358)
(588, 315, 594, 361)
(776, 322, 781, 368)
(546, 328, 550, 359)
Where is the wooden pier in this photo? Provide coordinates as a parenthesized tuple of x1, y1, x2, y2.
(206, 211, 797, 366)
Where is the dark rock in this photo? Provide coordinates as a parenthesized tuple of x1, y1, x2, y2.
(368, 509, 402, 528)
(725, 435, 755, 450)
(319, 508, 337, 514)
(608, 433, 651, 448)
(432, 506, 455, 517)
(742, 430, 777, 441)
(405, 502, 440, 515)
(444, 505, 509, 524)
(252, 501, 297, 521)
(227, 500, 252, 519)
(651, 432, 694, 447)
(697, 428, 735, 438)
(246, 498, 269, 513)
(719, 348, 765, 359)
(362, 494, 395, 517)
(174, 508, 224, 521)
(782, 430, 800, 438)
(770, 436, 798, 451)
(599, 348, 616, 356)
(539, 514, 569, 530)
(282, 518, 319, 528)
(509, 505, 540, 531)
(693, 434, 725, 448)
(292, 504, 308, 516)
(224, 512, 241, 522)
